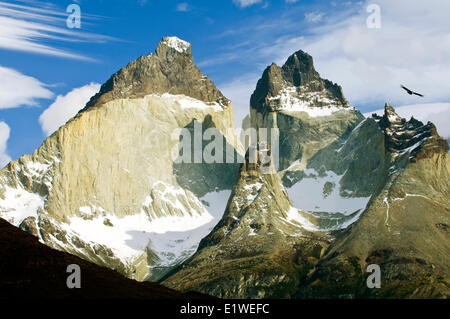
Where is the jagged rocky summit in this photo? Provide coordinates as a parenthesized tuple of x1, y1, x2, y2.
(0, 37, 448, 299)
(251, 49, 373, 230)
(0, 36, 243, 282)
(163, 50, 450, 298)
(250, 50, 349, 115)
(80, 36, 229, 113)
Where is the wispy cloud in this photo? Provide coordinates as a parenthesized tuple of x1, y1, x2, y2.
(282, 0, 450, 109)
(0, 1, 116, 61)
(233, 0, 262, 8)
(176, 2, 190, 12)
(0, 66, 53, 109)
(215, 0, 450, 117)
(305, 11, 325, 23)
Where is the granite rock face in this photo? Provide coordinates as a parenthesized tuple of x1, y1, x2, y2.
(163, 142, 330, 298)
(295, 106, 450, 298)
(164, 50, 449, 299)
(1, 39, 448, 299)
(250, 50, 380, 230)
(0, 37, 242, 282)
(250, 50, 349, 114)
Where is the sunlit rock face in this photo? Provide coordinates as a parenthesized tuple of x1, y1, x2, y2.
(295, 105, 450, 299)
(163, 141, 330, 298)
(249, 49, 381, 231)
(164, 49, 449, 299)
(1, 39, 448, 299)
(0, 37, 243, 281)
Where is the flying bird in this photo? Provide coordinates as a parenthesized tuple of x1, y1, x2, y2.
(401, 85, 424, 97)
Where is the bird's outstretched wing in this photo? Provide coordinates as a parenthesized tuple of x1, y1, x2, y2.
(401, 85, 413, 94)
(401, 85, 423, 97)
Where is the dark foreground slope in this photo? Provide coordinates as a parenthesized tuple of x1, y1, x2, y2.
(0, 218, 209, 299)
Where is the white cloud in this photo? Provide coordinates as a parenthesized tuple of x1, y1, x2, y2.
(199, 0, 450, 133)
(233, 0, 262, 8)
(0, 122, 11, 167)
(285, 0, 299, 3)
(0, 1, 115, 60)
(0, 66, 53, 109)
(364, 103, 450, 140)
(305, 11, 324, 23)
(261, 0, 450, 110)
(39, 83, 100, 136)
(176, 2, 190, 12)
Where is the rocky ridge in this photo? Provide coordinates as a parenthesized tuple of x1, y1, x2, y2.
(0, 37, 448, 299)
(163, 142, 330, 298)
(80, 36, 229, 114)
(295, 105, 450, 298)
(163, 49, 450, 298)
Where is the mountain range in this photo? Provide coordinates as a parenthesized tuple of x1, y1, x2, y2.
(1, 36, 448, 299)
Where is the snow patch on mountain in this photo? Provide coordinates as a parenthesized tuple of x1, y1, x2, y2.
(200, 189, 231, 218)
(64, 183, 231, 268)
(0, 185, 44, 226)
(162, 36, 191, 53)
(145, 93, 223, 111)
(66, 205, 213, 265)
(269, 86, 352, 116)
(281, 207, 318, 232)
(286, 169, 370, 229)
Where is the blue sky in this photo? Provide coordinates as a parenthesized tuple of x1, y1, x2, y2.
(0, 0, 449, 164)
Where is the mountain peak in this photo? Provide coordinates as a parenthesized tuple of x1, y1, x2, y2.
(250, 49, 350, 113)
(79, 36, 229, 113)
(159, 36, 191, 54)
(282, 50, 320, 87)
(373, 103, 448, 159)
(383, 102, 402, 123)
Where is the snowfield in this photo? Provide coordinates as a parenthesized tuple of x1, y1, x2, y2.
(66, 183, 231, 267)
(269, 86, 352, 117)
(145, 93, 223, 111)
(286, 169, 370, 230)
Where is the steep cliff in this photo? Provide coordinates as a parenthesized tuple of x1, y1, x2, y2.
(295, 105, 450, 298)
(164, 49, 449, 298)
(0, 37, 243, 281)
(163, 142, 330, 298)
